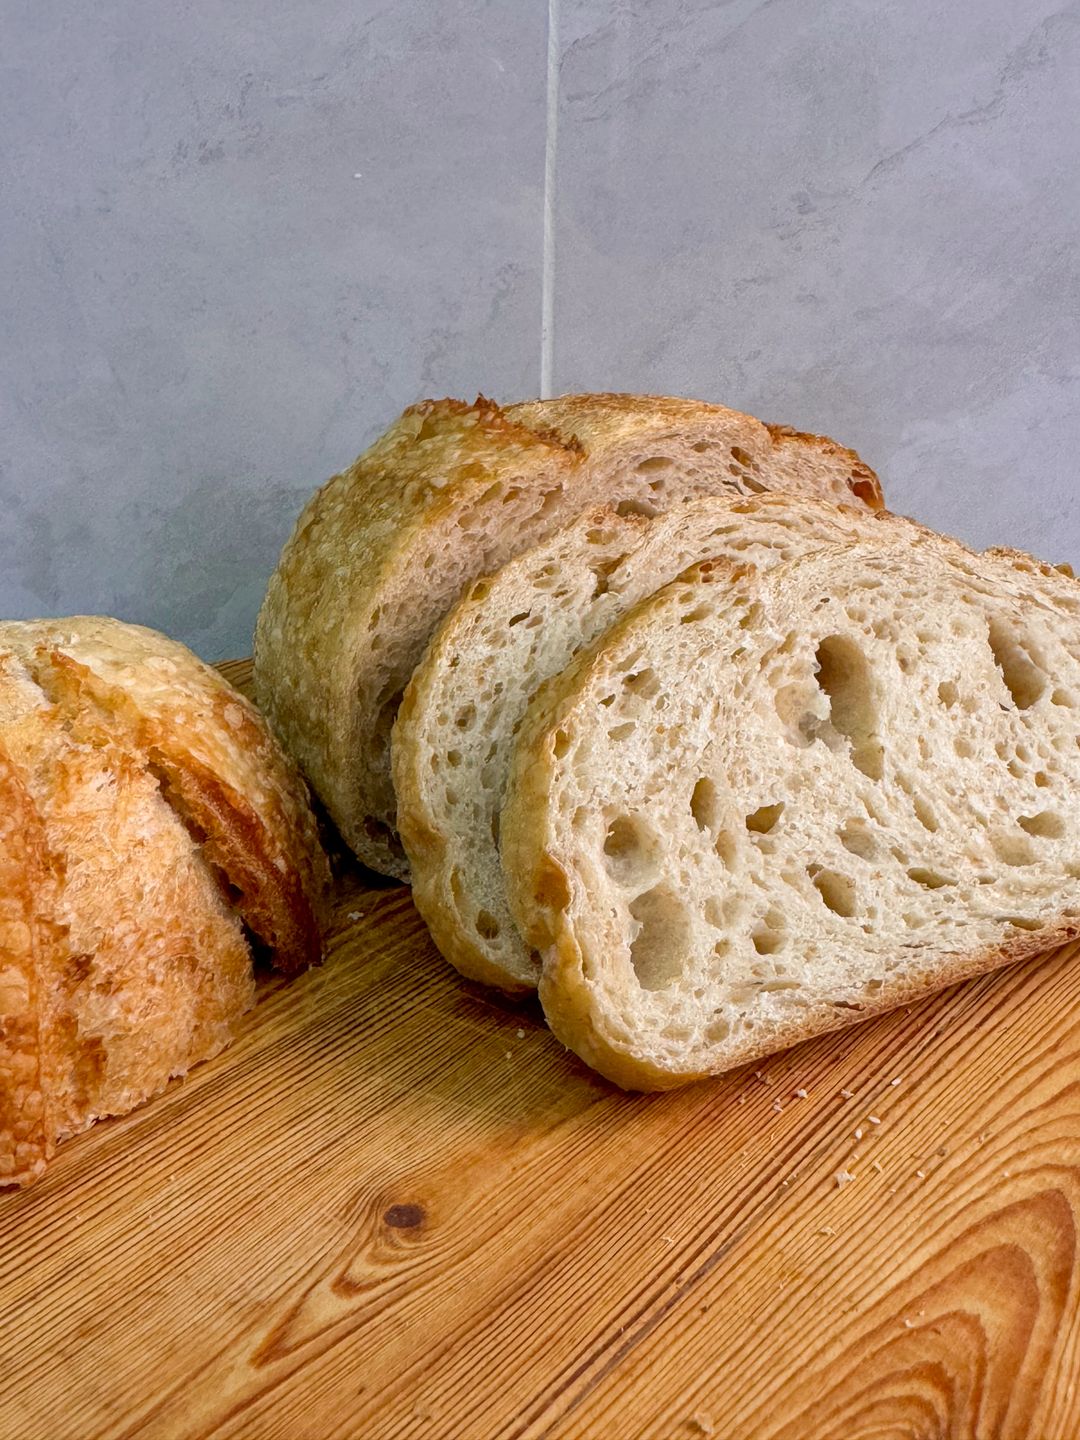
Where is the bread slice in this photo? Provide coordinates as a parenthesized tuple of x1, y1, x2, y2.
(500, 538, 1080, 1089)
(254, 393, 883, 878)
(0, 618, 331, 1185)
(395, 493, 893, 993)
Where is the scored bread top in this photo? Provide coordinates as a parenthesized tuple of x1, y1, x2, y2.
(0, 743, 58, 1187)
(0, 617, 332, 1186)
(394, 493, 893, 993)
(501, 538, 1080, 1090)
(2, 617, 331, 975)
(254, 392, 883, 877)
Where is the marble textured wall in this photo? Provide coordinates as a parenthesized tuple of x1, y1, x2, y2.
(3, 1, 1078, 657)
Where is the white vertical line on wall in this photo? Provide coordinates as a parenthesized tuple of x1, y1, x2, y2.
(540, 0, 559, 398)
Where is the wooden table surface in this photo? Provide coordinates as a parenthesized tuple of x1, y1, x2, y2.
(4, 660, 1080, 1439)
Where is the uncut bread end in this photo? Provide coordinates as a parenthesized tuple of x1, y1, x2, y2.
(256, 394, 883, 878)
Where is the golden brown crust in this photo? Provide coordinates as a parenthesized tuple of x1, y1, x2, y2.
(0, 617, 331, 1186)
(256, 392, 884, 876)
(0, 742, 56, 1187)
(765, 424, 885, 511)
(539, 915, 1080, 1091)
(2, 619, 331, 975)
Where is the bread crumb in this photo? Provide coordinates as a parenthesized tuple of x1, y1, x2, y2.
(736, 1094, 746, 1104)
(871, 1159, 883, 1173)
(916, 1169, 926, 1179)
(516, 1028, 525, 1039)
(835, 1170, 856, 1188)
(902, 1318, 914, 1329)
(840, 1089, 854, 1100)
(868, 1115, 881, 1125)
(347, 910, 361, 921)
(819, 1225, 835, 1236)
(755, 1070, 774, 1086)
(505, 1051, 513, 1060)
(772, 1100, 784, 1113)
(853, 1128, 863, 1141)
(794, 1088, 808, 1099)
(890, 1077, 902, 1086)
(690, 1414, 716, 1437)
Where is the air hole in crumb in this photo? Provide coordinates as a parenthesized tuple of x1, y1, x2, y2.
(998, 916, 1043, 931)
(475, 910, 500, 940)
(913, 796, 939, 833)
(814, 635, 883, 779)
(552, 729, 571, 759)
(690, 778, 719, 833)
(629, 887, 691, 990)
(745, 803, 784, 835)
(938, 680, 960, 707)
(636, 455, 674, 473)
(608, 721, 636, 742)
(455, 704, 476, 730)
(446, 749, 462, 768)
(751, 913, 787, 955)
(954, 736, 974, 759)
(987, 618, 1046, 709)
(1035, 771, 1051, 788)
(730, 446, 756, 469)
(1052, 688, 1076, 707)
(716, 831, 737, 868)
(907, 867, 953, 890)
(508, 612, 530, 627)
(590, 556, 624, 597)
(839, 822, 877, 860)
(809, 866, 857, 917)
(623, 668, 661, 700)
(603, 814, 658, 887)
(1019, 810, 1065, 839)
(681, 603, 713, 624)
(990, 831, 1036, 867)
(614, 498, 657, 519)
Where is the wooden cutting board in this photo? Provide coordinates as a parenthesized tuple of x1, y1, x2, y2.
(3, 659, 1080, 1439)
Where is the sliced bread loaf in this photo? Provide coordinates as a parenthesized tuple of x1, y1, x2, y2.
(500, 540, 1080, 1089)
(254, 394, 883, 877)
(394, 493, 892, 993)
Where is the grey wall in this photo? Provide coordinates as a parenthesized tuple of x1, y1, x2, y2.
(4, 0, 1078, 659)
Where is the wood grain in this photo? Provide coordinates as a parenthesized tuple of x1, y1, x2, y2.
(2, 659, 1080, 1439)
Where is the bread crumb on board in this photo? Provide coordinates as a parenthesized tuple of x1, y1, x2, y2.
(690, 1415, 716, 1436)
(835, 1170, 856, 1188)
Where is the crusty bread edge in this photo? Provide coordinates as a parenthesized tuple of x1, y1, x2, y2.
(537, 915, 1080, 1091)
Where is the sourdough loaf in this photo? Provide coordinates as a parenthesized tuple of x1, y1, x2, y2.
(0, 618, 331, 1186)
(254, 394, 883, 877)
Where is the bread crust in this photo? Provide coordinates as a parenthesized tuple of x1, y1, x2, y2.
(2, 618, 331, 974)
(537, 915, 1080, 1091)
(0, 742, 58, 1186)
(255, 393, 883, 877)
(0, 618, 331, 1185)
